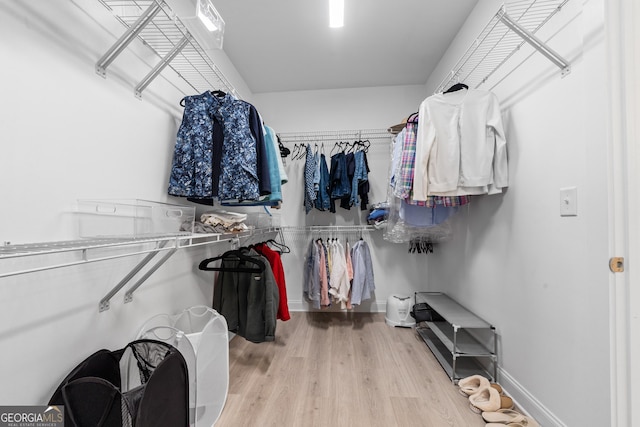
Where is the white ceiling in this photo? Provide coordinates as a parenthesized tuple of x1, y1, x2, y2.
(211, 0, 479, 94)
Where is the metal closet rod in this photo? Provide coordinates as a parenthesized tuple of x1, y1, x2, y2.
(277, 129, 391, 143)
(281, 226, 375, 232)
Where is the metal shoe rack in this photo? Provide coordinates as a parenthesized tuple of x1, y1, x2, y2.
(415, 292, 498, 384)
(96, 0, 239, 99)
(435, 0, 572, 93)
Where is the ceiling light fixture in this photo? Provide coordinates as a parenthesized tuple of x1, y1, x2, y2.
(329, 0, 344, 28)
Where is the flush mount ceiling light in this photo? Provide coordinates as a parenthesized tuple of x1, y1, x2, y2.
(329, 0, 344, 28)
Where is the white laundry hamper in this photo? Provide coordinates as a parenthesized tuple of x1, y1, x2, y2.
(385, 295, 416, 327)
(138, 306, 229, 427)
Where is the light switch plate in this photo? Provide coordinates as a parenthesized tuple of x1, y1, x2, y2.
(560, 187, 578, 216)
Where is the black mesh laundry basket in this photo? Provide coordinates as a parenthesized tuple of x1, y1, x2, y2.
(49, 339, 188, 427)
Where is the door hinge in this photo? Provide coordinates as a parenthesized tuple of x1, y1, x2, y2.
(609, 257, 625, 273)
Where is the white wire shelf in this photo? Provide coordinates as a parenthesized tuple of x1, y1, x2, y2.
(97, 0, 239, 98)
(1, 228, 280, 311)
(281, 226, 376, 233)
(436, 0, 571, 93)
(276, 129, 392, 145)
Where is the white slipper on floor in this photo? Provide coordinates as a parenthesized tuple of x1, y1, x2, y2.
(483, 409, 540, 426)
(468, 386, 501, 413)
(458, 374, 490, 397)
(485, 423, 526, 427)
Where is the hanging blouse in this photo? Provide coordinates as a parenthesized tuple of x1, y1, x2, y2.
(255, 243, 290, 321)
(303, 240, 321, 309)
(328, 239, 350, 309)
(350, 240, 375, 306)
(413, 88, 508, 199)
(315, 154, 331, 211)
(303, 145, 317, 213)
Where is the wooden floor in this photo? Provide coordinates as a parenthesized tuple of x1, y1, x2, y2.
(215, 312, 487, 427)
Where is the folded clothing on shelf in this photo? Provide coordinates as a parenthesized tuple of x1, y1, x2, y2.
(182, 210, 252, 234)
(367, 202, 389, 228)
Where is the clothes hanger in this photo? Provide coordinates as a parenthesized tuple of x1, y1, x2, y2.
(295, 144, 308, 160)
(278, 135, 291, 158)
(210, 89, 227, 98)
(265, 238, 290, 254)
(330, 141, 341, 156)
(444, 83, 469, 94)
(198, 249, 265, 273)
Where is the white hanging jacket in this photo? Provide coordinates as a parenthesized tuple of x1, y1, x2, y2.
(413, 88, 508, 199)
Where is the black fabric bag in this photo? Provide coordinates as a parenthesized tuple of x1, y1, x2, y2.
(49, 339, 189, 427)
(411, 303, 444, 323)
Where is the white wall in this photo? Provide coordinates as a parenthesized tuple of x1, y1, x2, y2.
(424, 0, 610, 426)
(0, 1, 614, 425)
(0, 0, 430, 405)
(251, 85, 432, 313)
(253, 85, 428, 132)
(0, 0, 234, 404)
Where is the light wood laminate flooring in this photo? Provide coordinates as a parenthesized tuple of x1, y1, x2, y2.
(215, 312, 486, 427)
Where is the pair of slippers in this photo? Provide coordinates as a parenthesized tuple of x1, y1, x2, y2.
(458, 375, 513, 414)
(483, 409, 541, 427)
(458, 375, 540, 426)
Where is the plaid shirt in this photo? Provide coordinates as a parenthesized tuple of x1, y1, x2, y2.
(393, 118, 471, 208)
(393, 121, 418, 200)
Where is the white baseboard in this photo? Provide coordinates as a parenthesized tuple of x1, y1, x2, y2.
(499, 367, 567, 427)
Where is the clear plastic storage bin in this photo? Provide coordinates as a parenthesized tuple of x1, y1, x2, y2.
(77, 199, 195, 238)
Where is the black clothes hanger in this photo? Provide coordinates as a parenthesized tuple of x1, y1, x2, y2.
(211, 89, 226, 98)
(198, 249, 265, 273)
(330, 141, 343, 156)
(265, 239, 290, 254)
(277, 135, 291, 158)
(444, 83, 469, 94)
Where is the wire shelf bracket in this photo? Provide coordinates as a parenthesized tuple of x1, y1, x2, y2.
(134, 32, 192, 98)
(498, 10, 571, 77)
(95, 0, 239, 99)
(95, 0, 163, 78)
(1, 228, 280, 312)
(436, 1, 572, 93)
